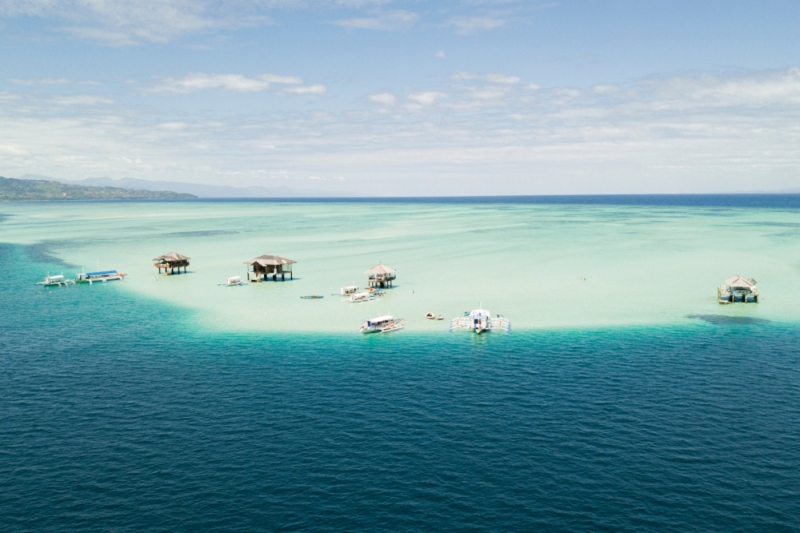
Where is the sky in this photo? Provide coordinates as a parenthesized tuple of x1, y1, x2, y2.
(1, 0, 799, 195)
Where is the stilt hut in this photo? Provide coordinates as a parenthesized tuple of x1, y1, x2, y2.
(366, 264, 396, 288)
(245, 254, 296, 282)
(153, 252, 190, 275)
(717, 275, 759, 303)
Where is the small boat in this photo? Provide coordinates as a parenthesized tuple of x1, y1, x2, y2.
(450, 306, 511, 334)
(436, 315, 444, 320)
(340, 285, 358, 296)
(350, 291, 376, 303)
(300, 295, 324, 299)
(718, 275, 759, 304)
(37, 274, 74, 287)
(425, 312, 435, 319)
(222, 276, 245, 286)
(74, 270, 126, 284)
(360, 315, 405, 334)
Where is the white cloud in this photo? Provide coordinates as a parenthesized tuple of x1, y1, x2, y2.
(7, 78, 71, 85)
(151, 73, 303, 93)
(0, 0, 278, 44)
(157, 122, 187, 130)
(4, 68, 800, 195)
(436, 50, 446, 59)
(452, 72, 520, 84)
(52, 95, 113, 106)
(408, 91, 447, 105)
(334, 10, 418, 31)
(368, 93, 396, 105)
(283, 84, 327, 95)
(333, 0, 391, 6)
(593, 84, 620, 94)
(651, 68, 800, 106)
(444, 15, 506, 34)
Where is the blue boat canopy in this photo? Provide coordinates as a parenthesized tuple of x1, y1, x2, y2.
(86, 270, 117, 277)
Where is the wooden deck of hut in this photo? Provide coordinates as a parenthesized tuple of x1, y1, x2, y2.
(153, 252, 190, 275)
(245, 255, 296, 282)
(366, 264, 396, 288)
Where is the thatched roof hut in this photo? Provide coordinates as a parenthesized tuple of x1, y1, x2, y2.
(153, 252, 190, 274)
(245, 254, 296, 281)
(366, 263, 396, 288)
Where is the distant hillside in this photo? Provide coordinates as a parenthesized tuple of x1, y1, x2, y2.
(0, 176, 196, 201)
(43, 176, 354, 198)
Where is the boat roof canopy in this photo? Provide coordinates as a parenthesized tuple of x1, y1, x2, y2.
(153, 252, 190, 262)
(365, 264, 395, 275)
(86, 270, 117, 276)
(367, 315, 394, 323)
(244, 254, 296, 266)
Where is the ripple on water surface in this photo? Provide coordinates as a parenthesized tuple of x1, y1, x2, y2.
(1, 243, 799, 532)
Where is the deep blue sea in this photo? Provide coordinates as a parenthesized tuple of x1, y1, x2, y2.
(2, 197, 800, 532)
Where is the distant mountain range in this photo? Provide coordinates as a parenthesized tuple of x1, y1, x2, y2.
(1, 176, 196, 201)
(20, 175, 355, 198)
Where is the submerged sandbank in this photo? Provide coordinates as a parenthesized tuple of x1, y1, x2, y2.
(2, 200, 798, 333)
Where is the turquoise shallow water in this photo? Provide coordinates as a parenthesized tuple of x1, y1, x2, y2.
(2, 225, 800, 532)
(2, 198, 800, 333)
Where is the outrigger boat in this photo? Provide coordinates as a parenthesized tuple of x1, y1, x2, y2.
(340, 285, 358, 296)
(37, 274, 74, 287)
(74, 269, 126, 284)
(449, 306, 511, 334)
(359, 315, 404, 334)
(718, 275, 759, 304)
(222, 276, 245, 286)
(350, 291, 377, 303)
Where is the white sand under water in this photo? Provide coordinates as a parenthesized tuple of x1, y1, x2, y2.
(3, 200, 799, 333)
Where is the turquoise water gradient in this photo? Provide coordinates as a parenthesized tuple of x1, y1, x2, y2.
(2, 199, 800, 531)
(2, 199, 800, 332)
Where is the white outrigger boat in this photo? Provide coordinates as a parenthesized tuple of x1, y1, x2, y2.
(37, 274, 74, 287)
(359, 315, 404, 334)
(449, 307, 511, 334)
(74, 269, 126, 284)
(340, 285, 359, 296)
(223, 276, 245, 286)
(350, 291, 377, 303)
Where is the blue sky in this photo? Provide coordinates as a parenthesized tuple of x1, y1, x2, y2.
(1, 0, 799, 195)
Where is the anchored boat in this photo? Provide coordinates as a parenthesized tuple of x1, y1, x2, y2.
(75, 270, 126, 284)
(449, 307, 511, 334)
(718, 275, 759, 303)
(350, 291, 376, 303)
(37, 274, 74, 287)
(340, 285, 358, 296)
(223, 276, 245, 286)
(359, 315, 404, 334)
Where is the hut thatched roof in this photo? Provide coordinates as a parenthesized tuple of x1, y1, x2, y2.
(153, 252, 190, 262)
(365, 264, 395, 275)
(244, 254, 297, 266)
(726, 275, 757, 289)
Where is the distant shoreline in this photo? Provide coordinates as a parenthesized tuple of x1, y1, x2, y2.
(4, 193, 800, 208)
